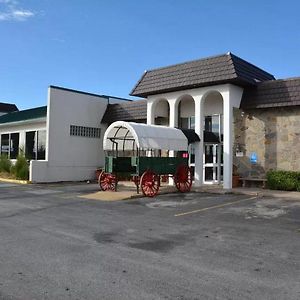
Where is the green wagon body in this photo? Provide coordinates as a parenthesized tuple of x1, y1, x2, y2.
(104, 156, 188, 177)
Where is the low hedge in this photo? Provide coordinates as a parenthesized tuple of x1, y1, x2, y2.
(266, 170, 300, 191)
(0, 155, 11, 173)
(11, 154, 29, 180)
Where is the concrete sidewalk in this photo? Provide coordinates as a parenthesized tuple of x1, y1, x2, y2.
(193, 185, 300, 200)
(80, 182, 177, 201)
(80, 181, 300, 201)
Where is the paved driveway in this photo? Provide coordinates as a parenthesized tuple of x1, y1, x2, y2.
(0, 182, 299, 299)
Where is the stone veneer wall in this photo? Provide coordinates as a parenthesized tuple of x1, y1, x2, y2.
(233, 106, 300, 177)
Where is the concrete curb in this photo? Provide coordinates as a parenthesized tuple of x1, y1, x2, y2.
(192, 186, 300, 201)
(0, 178, 31, 185)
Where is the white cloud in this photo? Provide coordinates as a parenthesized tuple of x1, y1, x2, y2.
(0, 0, 34, 21)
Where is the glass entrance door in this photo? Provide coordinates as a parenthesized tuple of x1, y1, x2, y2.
(203, 144, 223, 184)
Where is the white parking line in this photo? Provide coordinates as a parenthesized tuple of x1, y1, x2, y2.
(174, 196, 257, 217)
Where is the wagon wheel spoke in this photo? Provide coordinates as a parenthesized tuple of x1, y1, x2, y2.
(140, 170, 159, 197)
(99, 172, 117, 191)
(174, 165, 192, 193)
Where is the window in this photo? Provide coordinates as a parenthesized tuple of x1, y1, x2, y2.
(179, 116, 195, 129)
(10, 133, 19, 159)
(25, 130, 46, 160)
(25, 131, 36, 160)
(0, 133, 19, 159)
(205, 114, 223, 134)
(70, 125, 101, 138)
(1, 134, 9, 157)
(37, 130, 46, 160)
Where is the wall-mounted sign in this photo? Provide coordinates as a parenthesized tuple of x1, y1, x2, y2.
(236, 151, 244, 157)
(250, 152, 257, 164)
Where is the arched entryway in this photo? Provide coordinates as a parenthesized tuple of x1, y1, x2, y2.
(152, 98, 169, 126)
(176, 94, 196, 176)
(177, 95, 195, 129)
(202, 91, 224, 184)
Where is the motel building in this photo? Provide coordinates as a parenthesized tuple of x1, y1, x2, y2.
(1, 52, 300, 189)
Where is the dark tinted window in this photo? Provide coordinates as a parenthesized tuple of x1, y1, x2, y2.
(1, 134, 9, 156)
(10, 133, 19, 159)
(25, 131, 36, 160)
(37, 130, 46, 160)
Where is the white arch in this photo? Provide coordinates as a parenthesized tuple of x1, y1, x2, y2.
(201, 90, 223, 114)
(147, 97, 169, 125)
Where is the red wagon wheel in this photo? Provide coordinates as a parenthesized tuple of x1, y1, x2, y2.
(99, 171, 117, 191)
(140, 170, 160, 197)
(174, 165, 192, 193)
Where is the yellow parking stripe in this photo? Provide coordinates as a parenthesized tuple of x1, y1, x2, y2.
(174, 196, 257, 217)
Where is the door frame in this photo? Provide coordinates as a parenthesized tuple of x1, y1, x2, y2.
(203, 143, 223, 184)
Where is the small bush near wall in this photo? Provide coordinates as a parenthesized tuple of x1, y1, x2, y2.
(267, 170, 300, 191)
(11, 154, 29, 180)
(0, 155, 11, 173)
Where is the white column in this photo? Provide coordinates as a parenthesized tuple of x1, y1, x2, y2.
(168, 98, 178, 185)
(168, 98, 178, 127)
(194, 95, 203, 186)
(147, 99, 155, 125)
(222, 91, 233, 189)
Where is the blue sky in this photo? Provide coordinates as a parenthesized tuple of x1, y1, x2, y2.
(1, 0, 300, 110)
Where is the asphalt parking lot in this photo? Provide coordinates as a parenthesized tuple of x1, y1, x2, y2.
(0, 182, 300, 300)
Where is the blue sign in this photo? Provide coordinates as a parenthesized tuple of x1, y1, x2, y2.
(250, 152, 257, 164)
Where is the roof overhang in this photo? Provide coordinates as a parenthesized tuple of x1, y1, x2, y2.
(0, 117, 46, 128)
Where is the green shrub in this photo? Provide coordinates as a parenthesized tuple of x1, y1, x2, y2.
(266, 170, 300, 191)
(14, 154, 29, 180)
(0, 154, 11, 173)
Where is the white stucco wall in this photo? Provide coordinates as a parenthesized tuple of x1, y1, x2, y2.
(30, 87, 109, 182)
(154, 100, 169, 118)
(179, 97, 195, 117)
(203, 92, 223, 116)
(147, 84, 243, 189)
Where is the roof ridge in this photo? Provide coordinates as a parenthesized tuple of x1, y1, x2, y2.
(229, 53, 275, 79)
(0, 101, 17, 106)
(130, 72, 148, 96)
(4, 105, 47, 115)
(254, 77, 300, 87)
(145, 53, 230, 73)
(50, 85, 131, 102)
(270, 76, 300, 82)
(226, 53, 238, 79)
(0, 105, 47, 124)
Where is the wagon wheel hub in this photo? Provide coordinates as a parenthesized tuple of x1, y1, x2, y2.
(98, 171, 117, 191)
(174, 165, 192, 193)
(140, 170, 160, 197)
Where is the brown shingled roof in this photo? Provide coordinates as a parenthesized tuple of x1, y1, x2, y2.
(131, 53, 275, 97)
(102, 100, 147, 123)
(0, 102, 18, 113)
(103, 78, 300, 124)
(241, 77, 300, 109)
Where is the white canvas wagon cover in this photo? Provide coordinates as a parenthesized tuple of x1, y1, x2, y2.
(103, 121, 188, 151)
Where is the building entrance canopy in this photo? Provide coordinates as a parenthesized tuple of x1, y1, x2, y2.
(103, 121, 199, 151)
